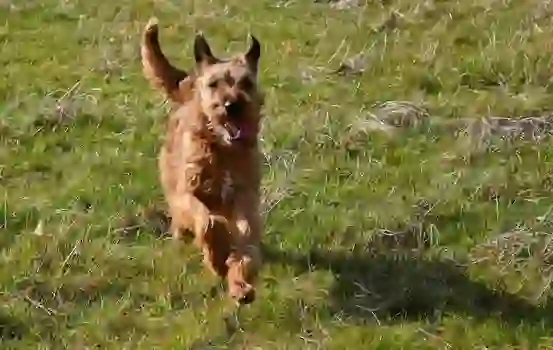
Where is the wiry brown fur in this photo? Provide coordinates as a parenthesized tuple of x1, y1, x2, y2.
(141, 18, 264, 304)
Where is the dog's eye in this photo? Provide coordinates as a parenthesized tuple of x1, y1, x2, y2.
(208, 80, 218, 89)
(238, 77, 254, 90)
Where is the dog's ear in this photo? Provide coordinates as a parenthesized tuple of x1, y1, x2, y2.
(244, 35, 261, 73)
(193, 34, 217, 68)
(141, 17, 190, 104)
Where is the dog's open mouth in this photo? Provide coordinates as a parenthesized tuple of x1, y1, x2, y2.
(225, 122, 242, 141)
(211, 101, 256, 145)
(222, 119, 255, 144)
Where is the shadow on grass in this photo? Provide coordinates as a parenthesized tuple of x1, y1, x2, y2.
(0, 312, 27, 340)
(262, 245, 553, 326)
(115, 206, 553, 327)
(107, 206, 553, 336)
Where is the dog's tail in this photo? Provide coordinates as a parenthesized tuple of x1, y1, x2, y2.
(141, 17, 192, 104)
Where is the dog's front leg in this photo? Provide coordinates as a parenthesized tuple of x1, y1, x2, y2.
(224, 191, 263, 304)
(231, 191, 262, 243)
(169, 193, 220, 245)
(169, 193, 234, 277)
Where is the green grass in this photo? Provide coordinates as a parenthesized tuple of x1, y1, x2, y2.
(3, 0, 553, 348)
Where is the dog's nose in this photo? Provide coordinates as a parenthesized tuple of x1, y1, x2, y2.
(224, 99, 244, 118)
(223, 93, 237, 108)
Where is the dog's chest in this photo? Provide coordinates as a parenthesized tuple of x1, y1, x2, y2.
(221, 170, 234, 202)
(196, 163, 237, 205)
(189, 147, 259, 207)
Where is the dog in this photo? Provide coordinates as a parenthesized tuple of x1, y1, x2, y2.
(141, 18, 264, 305)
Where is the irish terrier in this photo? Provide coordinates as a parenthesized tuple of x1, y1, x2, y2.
(141, 18, 264, 305)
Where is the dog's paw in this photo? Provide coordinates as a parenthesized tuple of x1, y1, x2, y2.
(208, 214, 235, 233)
(228, 280, 256, 305)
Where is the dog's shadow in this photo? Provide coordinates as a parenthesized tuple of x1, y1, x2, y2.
(118, 207, 553, 328)
(262, 244, 553, 327)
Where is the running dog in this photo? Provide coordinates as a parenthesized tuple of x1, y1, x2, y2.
(141, 18, 264, 305)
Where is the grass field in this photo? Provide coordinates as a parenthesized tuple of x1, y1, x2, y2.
(3, 0, 553, 348)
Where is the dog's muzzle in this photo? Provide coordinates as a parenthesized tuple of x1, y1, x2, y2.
(223, 122, 242, 142)
(221, 99, 251, 143)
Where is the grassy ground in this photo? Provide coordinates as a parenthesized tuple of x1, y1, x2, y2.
(3, 0, 553, 348)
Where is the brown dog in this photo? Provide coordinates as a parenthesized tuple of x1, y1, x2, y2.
(141, 18, 264, 305)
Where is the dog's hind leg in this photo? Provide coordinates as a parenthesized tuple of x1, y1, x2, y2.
(168, 194, 211, 244)
(201, 218, 233, 278)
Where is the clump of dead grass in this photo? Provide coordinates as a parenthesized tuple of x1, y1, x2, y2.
(25, 82, 101, 132)
(261, 149, 298, 215)
(346, 100, 553, 154)
(345, 100, 431, 139)
(469, 228, 553, 304)
(373, 101, 430, 128)
(333, 52, 370, 76)
(460, 115, 553, 144)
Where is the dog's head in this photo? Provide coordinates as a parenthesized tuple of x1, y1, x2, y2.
(193, 35, 263, 147)
(141, 18, 263, 147)
(225, 247, 261, 305)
